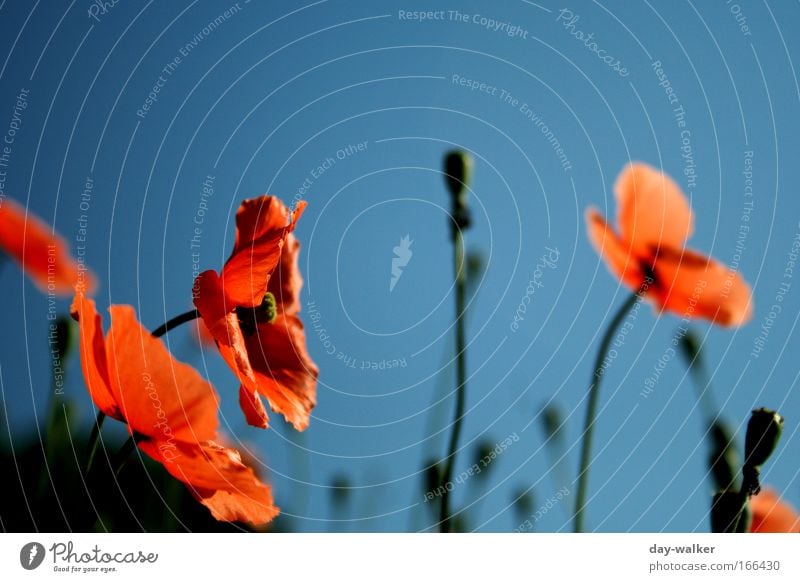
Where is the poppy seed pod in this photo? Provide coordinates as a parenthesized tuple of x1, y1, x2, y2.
(711, 490, 750, 533)
(744, 408, 784, 471)
(444, 150, 473, 233)
(444, 150, 473, 200)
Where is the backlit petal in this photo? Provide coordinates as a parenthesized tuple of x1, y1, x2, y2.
(652, 247, 752, 326)
(616, 163, 694, 254)
(0, 198, 95, 295)
(105, 305, 219, 442)
(750, 488, 800, 533)
(586, 208, 647, 292)
(245, 313, 318, 431)
(139, 440, 279, 526)
(70, 293, 121, 420)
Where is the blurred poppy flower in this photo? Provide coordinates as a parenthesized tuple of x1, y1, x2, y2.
(71, 292, 278, 526)
(750, 488, 800, 533)
(193, 196, 318, 430)
(586, 163, 751, 326)
(0, 198, 95, 294)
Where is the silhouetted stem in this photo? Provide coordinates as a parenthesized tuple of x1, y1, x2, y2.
(439, 226, 468, 533)
(85, 412, 106, 472)
(574, 291, 642, 532)
(151, 309, 200, 338)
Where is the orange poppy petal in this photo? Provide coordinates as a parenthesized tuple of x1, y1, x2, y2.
(586, 208, 647, 292)
(105, 305, 219, 443)
(652, 247, 752, 326)
(0, 198, 95, 295)
(139, 440, 279, 526)
(245, 314, 318, 431)
(268, 233, 303, 316)
(239, 386, 269, 429)
(615, 163, 694, 254)
(70, 293, 121, 420)
(750, 488, 800, 533)
(223, 197, 305, 308)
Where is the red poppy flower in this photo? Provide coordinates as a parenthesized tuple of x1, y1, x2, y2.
(0, 198, 95, 294)
(193, 196, 318, 430)
(587, 163, 752, 326)
(71, 292, 278, 525)
(750, 488, 800, 533)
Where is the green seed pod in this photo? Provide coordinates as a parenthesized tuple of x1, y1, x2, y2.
(443, 150, 473, 200)
(744, 408, 783, 470)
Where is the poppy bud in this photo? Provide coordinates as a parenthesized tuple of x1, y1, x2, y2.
(711, 490, 750, 533)
(540, 404, 565, 444)
(443, 150, 473, 200)
(743, 408, 783, 495)
(329, 474, 350, 508)
(512, 487, 535, 521)
(443, 150, 473, 232)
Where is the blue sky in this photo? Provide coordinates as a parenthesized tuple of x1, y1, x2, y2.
(1, 0, 799, 532)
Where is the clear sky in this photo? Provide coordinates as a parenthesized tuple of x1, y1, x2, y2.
(1, 0, 799, 532)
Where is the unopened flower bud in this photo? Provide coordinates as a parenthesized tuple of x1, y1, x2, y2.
(744, 408, 783, 470)
(443, 150, 473, 200)
(743, 408, 783, 495)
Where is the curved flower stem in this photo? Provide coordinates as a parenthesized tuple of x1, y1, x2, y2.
(439, 226, 468, 533)
(574, 290, 643, 533)
(151, 309, 200, 339)
(84, 412, 106, 473)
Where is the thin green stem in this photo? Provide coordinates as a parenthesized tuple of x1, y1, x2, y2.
(113, 436, 137, 477)
(151, 309, 200, 339)
(439, 226, 468, 533)
(574, 291, 643, 533)
(85, 412, 106, 472)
